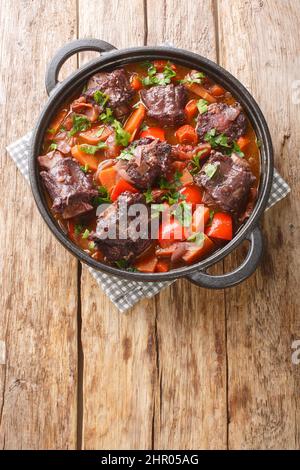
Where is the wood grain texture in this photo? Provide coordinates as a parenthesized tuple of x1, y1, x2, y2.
(218, 0, 300, 449)
(78, 0, 157, 450)
(147, 0, 227, 450)
(0, 0, 78, 449)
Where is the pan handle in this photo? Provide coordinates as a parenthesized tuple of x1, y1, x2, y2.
(185, 226, 263, 289)
(45, 39, 117, 96)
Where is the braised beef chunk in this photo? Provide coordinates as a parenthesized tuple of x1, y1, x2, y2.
(141, 84, 187, 126)
(196, 102, 247, 142)
(85, 69, 134, 118)
(194, 152, 256, 214)
(90, 192, 153, 263)
(40, 158, 98, 219)
(38, 150, 64, 170)
(118, 138, 172, 189)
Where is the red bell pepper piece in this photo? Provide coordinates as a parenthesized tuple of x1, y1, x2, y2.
(110, 178, 139, 202)
(205, 212, 233, 241)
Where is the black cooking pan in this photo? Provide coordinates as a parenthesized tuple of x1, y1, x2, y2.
(29, 39, 274, 288)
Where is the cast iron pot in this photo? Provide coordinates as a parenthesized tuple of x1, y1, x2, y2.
(29, 39, 274, 288)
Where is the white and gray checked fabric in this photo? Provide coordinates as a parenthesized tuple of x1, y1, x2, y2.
(7, 131, 290, 312)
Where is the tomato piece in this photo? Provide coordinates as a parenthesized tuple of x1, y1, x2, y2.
(79, 125, 112, 145)
(110, 178, 139, 202)
(205, 213, 233, 241)
(184, 99, 198, 120)
(180, 184, 203, 206)
(130, 74, 142, 91)
(182, 235, 214, 264)
(135, 253, 158, 273)
(140, 127, 166, 141)
(175, 125, 198, 145)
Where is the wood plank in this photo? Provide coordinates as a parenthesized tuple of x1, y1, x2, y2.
(78, 0, 157, 450)
(0, 0, 78, 449)
(219, 0, 300, 449)
(147, 0, 228, 450)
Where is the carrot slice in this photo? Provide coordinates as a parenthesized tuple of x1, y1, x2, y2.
(186, 83, 216, 103)
(156, 260, 170, 272)
(175, 125, 198, 144)
(46, 109, 68, 138)
(210, 84, 225, 97)
(79, 125, 112, 145)
(124, 104, 146, 142)
(205, 213, 233, 241)
(140, 127, 166, 141)
(237, 136, 251, 151)
(71, 145, 99, 172)
(184, 99, 198, 120)
(130, 74, 142, 91)
(135, 253, 158, 273)
(97, 166, 117, 193)
(182, 235, 214, 264)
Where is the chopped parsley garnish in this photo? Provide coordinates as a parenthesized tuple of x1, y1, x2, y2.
(93, 90, 109, 107)
(140, 123, 149, 131)
(49, 142, 57, 151)
(231, 141, 244, 157)
(197, 99, 209, 114)
(207, 210, 215, 226)
(117, 147, 135, 161)
(151, 204, 166, 219)
(59, 125, 66, 132)
(69, 114, 91, 136)
(100, 107, 114, 124)
(187, 231, 206, 246)
(74, 224, 83, 236)
(162, 190, 182, 205)
(190, 149, 209, 174)
(113, 120, 131, 146)
(144, 188, 154, 203)
(80, 164, 89, 173)
(172, 201, 192, 227)
(79, 142, 107, 155)
(93, 186, 111, 206)
(88, 241, 96, 251)
(95, 127, 105, 137)
(82, 228, 90, 239)
(204, 163, 218, 179)
(159, 177, 172, 190)
(142, 61, 176, 86)
(204, 128, 230, 148)
(180, 71, 205, 85)
(47, 128, 56, 134)
(115, 259, 128, 269)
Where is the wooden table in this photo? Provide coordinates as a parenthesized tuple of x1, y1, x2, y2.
(0, 0, 299, 450)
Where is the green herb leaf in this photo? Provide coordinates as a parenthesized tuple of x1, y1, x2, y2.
(113, 120, 131, 147)
(93, 90, 109, 107)
(190, 149, 209, 174)
(172, 201, 192, 227)
(231, 141, 244, 157)
(115, 259, 128, 269)
(80, 164, 89, 173)
(69, 114, 91, 136)
(187, 231, 206, 246)
(93, 186, 111, 206)
(100, 107, 114, 124)
(197, 99, 209, 114)
(82, 228, 90, 239)
(74, 224, 83, 236)
(117, 148, 134, 161)
(142, 62, 176, 86)
(95, 127, 105, 137)
(151, 203, 166, 219)
(207, 210, 215, 226)
(79, 142, 107, 155)
(204, 163, 218, 179)
(49, 142, 58, 151)
(180, 71, 205, 85)
(88, 241, 96, 251)
(204, 128, 230, 148)
(47, 128, 56, 134)
(144, 188, 154, 203)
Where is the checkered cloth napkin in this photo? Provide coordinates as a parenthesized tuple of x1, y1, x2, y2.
(7, 131, 290, 312)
